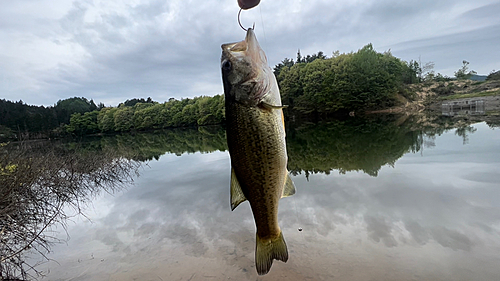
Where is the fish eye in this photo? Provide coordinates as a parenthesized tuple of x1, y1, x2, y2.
(222, 60, 232, 71)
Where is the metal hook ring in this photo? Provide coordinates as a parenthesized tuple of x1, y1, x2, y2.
(238, 9, 247, 31)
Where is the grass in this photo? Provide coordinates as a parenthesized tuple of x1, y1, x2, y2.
(437, 90, 500, 101)
(486, 111, 500, 116)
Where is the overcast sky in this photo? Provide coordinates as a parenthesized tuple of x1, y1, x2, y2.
(1, 0, 499, 106)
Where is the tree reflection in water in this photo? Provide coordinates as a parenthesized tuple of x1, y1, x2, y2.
(0, 141, 140, 280)
(1, 114, 496, 279)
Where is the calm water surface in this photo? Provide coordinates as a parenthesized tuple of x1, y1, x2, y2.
(38, 121, 500, 280)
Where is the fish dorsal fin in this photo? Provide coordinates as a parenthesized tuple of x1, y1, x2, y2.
(281, 173, 296, 198)
(231, 167, 247, 211)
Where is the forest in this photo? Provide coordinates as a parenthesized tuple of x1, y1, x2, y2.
(0, 95, 225, 138)
(1, 44, 495, 139)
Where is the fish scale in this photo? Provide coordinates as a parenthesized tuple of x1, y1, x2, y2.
(226, 102, 286, 236)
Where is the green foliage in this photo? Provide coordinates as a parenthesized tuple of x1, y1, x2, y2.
(404, 60, 421, 84)
(0, 99, 58, 136)
(121, 97, 155, 107)
(437, 89, 500, 100)
(273, 58, 295, 77)
(66, 94, 226, 134)
(72, 126, 228, 162)
(432, 82, 458, 96)
(454, 60, 477, 80)
(0, 97, 100, 139)
(98, 107, 118, 132)
(114, 107, 135, 132)
(55, 97, 98, 124)
(296, 50, 327, 64)
(274, 51, 327, 77)
(278, 44, 414, 114)
(66, 111, 100, 135)
(0, 125, 15, 141)
(487, 70, 500, 81)
(65, 113, 480, 177)
(286, 115, 422, 176)
(133, 104, 162, 130)
(1, 93, 226, 138)
(432, 73, 453, 82)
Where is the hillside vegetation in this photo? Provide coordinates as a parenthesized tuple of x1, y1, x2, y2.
(275, 44, 419, 115)
(2, 46, 498, 139)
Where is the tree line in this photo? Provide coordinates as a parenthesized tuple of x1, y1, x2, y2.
(0, 95, 224, 139)
(0, 97, 100, 139)
(1, 43, 493, 139)
(65, 95, 225, 136)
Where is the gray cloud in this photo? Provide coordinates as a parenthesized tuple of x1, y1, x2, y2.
(1, 0, 499, 106)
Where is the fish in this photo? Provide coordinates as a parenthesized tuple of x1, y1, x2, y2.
(221, 28, 296, 275)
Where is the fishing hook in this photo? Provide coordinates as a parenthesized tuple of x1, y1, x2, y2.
(238, 8, 255, 31)
(238, 9, 247, 31)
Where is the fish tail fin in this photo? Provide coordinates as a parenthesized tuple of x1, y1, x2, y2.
(255, 231, 288, 275)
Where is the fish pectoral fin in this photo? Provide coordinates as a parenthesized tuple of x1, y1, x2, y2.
(230, 167, 247, 211)
(260, 101, 289, 110)
(281, 173, 296, 198)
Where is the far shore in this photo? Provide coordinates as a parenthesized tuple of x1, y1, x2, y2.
(368, 80, 500, 116)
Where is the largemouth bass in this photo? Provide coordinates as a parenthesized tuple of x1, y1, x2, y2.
(221, 28, 296, 275)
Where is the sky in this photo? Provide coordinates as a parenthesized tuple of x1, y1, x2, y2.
(1, 0, 500, 107)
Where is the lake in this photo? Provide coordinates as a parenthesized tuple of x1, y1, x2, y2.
(4, 115, 500, 280)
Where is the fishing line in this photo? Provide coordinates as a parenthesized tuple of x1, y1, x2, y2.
(258, 5, 302, 237)
(290, 178, 304, 238)
(240, 4, 304, 237)
(259, 5, 268, 64)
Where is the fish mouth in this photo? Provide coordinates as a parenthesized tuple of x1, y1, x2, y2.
(220, 28, 268, 103)
(221, 28, 261, 58)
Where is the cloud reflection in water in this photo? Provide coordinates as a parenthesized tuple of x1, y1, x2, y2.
(44, 123, 500, 280)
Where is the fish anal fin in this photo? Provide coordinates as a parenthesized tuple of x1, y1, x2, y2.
(281, 173, 296, 198)
(255, 231, 288, 275)
(230, 167, 247, 211)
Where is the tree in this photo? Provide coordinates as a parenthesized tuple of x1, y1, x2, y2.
(273, 58, 294, 77)
(122, 98, 155, 107)
(454, 60, 477, 80)
(486, 70, 500, 81)
(55, 97, 98, 125)
(297, 49, 303, 63)
(114, 107, 135, 132)
(98, 107, 118, 132)
(421, 61, 435, 81)
(403, 60, 421, 84)
(277, 44, 411, 114)
(66, 111, 99, 135)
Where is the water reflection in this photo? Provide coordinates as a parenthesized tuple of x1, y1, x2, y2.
(3, 115, 500, 280)
(0, 141, 139, 280)
(442, 99, 485, 116)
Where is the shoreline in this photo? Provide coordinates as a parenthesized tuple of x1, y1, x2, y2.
(368, 80, 500, 116)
